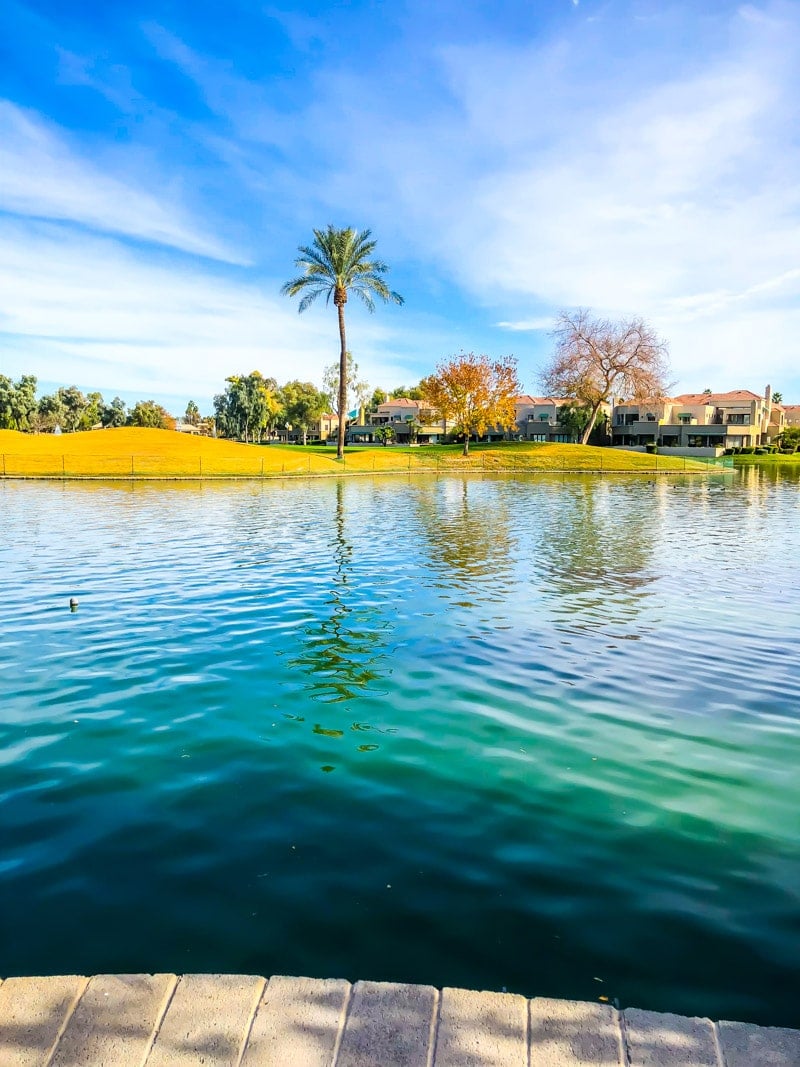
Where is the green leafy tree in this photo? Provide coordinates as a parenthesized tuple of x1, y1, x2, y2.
(322, 351, 370, 420)
(0, 376, 15, 429)
(0, 375, 38, 430)
(101, 396, 127, 427)
(36, 392, 66, 432)
(282, 225, 403, 459)
(128, 400, 174, 429)
(391, 385, 422, 400)
(14, 375, 38, 430)
(375, 425, 395, 447)
(79, 391, 104, 430)
(557, 401, 591, 442)
(778, 426, 799, 451)
(370, 387, 387, 409)
(185, 400, 201, 426)
(56, 386, 88, 432)
(213, 372, 279, 442)
(280, 380, 328, 446)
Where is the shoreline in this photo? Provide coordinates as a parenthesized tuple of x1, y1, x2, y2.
(0, 465, 730, 483)
(1, 972, 797, 1065)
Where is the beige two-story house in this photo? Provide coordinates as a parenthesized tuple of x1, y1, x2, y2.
(612, 387, 784, 453)
(514, 396, 612, 442)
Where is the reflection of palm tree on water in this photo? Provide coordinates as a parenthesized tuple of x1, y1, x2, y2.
(285, 482, 396, 763)
(290, 481, 391, 702)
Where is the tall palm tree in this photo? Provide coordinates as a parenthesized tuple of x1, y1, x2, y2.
(282, 226, 403, 458)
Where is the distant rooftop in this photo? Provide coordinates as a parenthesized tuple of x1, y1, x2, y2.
(674, 390, 764, 405)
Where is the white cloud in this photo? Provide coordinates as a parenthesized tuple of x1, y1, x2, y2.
(0, 221, 421, 403)
(496, 319, 553, 332)
(0, 100, 242, 262)
(317, 2, 800, 394)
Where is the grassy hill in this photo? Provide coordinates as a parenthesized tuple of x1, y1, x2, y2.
(0, 428, 717, 478)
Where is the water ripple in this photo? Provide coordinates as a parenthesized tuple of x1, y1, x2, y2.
(1, 471, 799, 1025)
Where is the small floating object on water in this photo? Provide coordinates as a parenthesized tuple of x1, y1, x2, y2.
(69, 597, 78, 612)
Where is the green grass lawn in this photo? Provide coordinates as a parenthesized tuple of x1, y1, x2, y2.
(732, 453, 800, 465)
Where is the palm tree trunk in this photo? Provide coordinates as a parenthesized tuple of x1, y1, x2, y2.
(337, 303, 347, 460)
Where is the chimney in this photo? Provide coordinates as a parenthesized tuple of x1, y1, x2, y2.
(765, 384, 772, 406)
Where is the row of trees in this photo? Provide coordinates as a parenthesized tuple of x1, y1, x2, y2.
(213, 374, 330, 446)
(0, 376, 174, 433)
(211, 355, 419, 445)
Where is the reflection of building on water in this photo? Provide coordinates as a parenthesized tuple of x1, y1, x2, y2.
(531, 479, 659, 635)
(286, 481, 394, 704)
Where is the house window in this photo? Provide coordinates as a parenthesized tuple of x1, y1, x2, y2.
(530, 433, 547, 442)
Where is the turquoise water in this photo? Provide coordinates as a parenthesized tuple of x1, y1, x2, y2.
(1, 469, 799, 1027)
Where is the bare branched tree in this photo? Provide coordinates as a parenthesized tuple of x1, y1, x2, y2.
(540, 309, 671, 444)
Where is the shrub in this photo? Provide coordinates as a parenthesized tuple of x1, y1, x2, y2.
(754, 447, 767, 455)
(740, 446, 755, 454)
(645, 442, 657, 454)
(780, 448, 796, 455)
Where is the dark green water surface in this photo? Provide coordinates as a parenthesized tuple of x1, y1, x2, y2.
(1, 469, 799, 1026)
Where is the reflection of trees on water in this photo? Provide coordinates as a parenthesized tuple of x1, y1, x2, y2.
(413, 479, 517, 602)
(533, 479, 658, 633)
(286, 480, 394, 704)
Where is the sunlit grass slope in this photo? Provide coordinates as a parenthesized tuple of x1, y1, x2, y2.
(0, 428, 712, 478)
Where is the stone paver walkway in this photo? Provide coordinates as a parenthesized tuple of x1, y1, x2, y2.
(1, 973, 798, 1066)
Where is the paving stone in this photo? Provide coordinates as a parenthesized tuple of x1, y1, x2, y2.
(0, 976, 87, 1067)
(240, 975, 350, 1067)
(146, 973, 265, 1066)
(434, 986, 527, 1067)
(718, 1020, 800, 1066)
(623, 1008, 720, 1067)
(529, 997, 624, 1065)
(49, 973, 176, 1067)
(336, 980, 437, 1067)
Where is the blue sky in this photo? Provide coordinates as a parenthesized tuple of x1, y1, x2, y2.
(1, 0, 799, 412)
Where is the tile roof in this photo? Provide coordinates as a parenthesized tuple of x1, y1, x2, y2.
(674, 390, 763, 405)
(377, 398, 418, 407)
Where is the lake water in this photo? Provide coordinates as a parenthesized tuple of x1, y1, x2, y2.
(1, 469, 798, 1027)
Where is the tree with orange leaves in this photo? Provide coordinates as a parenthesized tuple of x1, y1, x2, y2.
(421, 353, 520, 456)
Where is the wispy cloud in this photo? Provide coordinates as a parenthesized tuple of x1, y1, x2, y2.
(496, 318, 553, 332)
(0, 220, 422, 402)
(2, 0, 799, 400)
(0, 100, 243, 262)
(309, 2, 800, 390)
